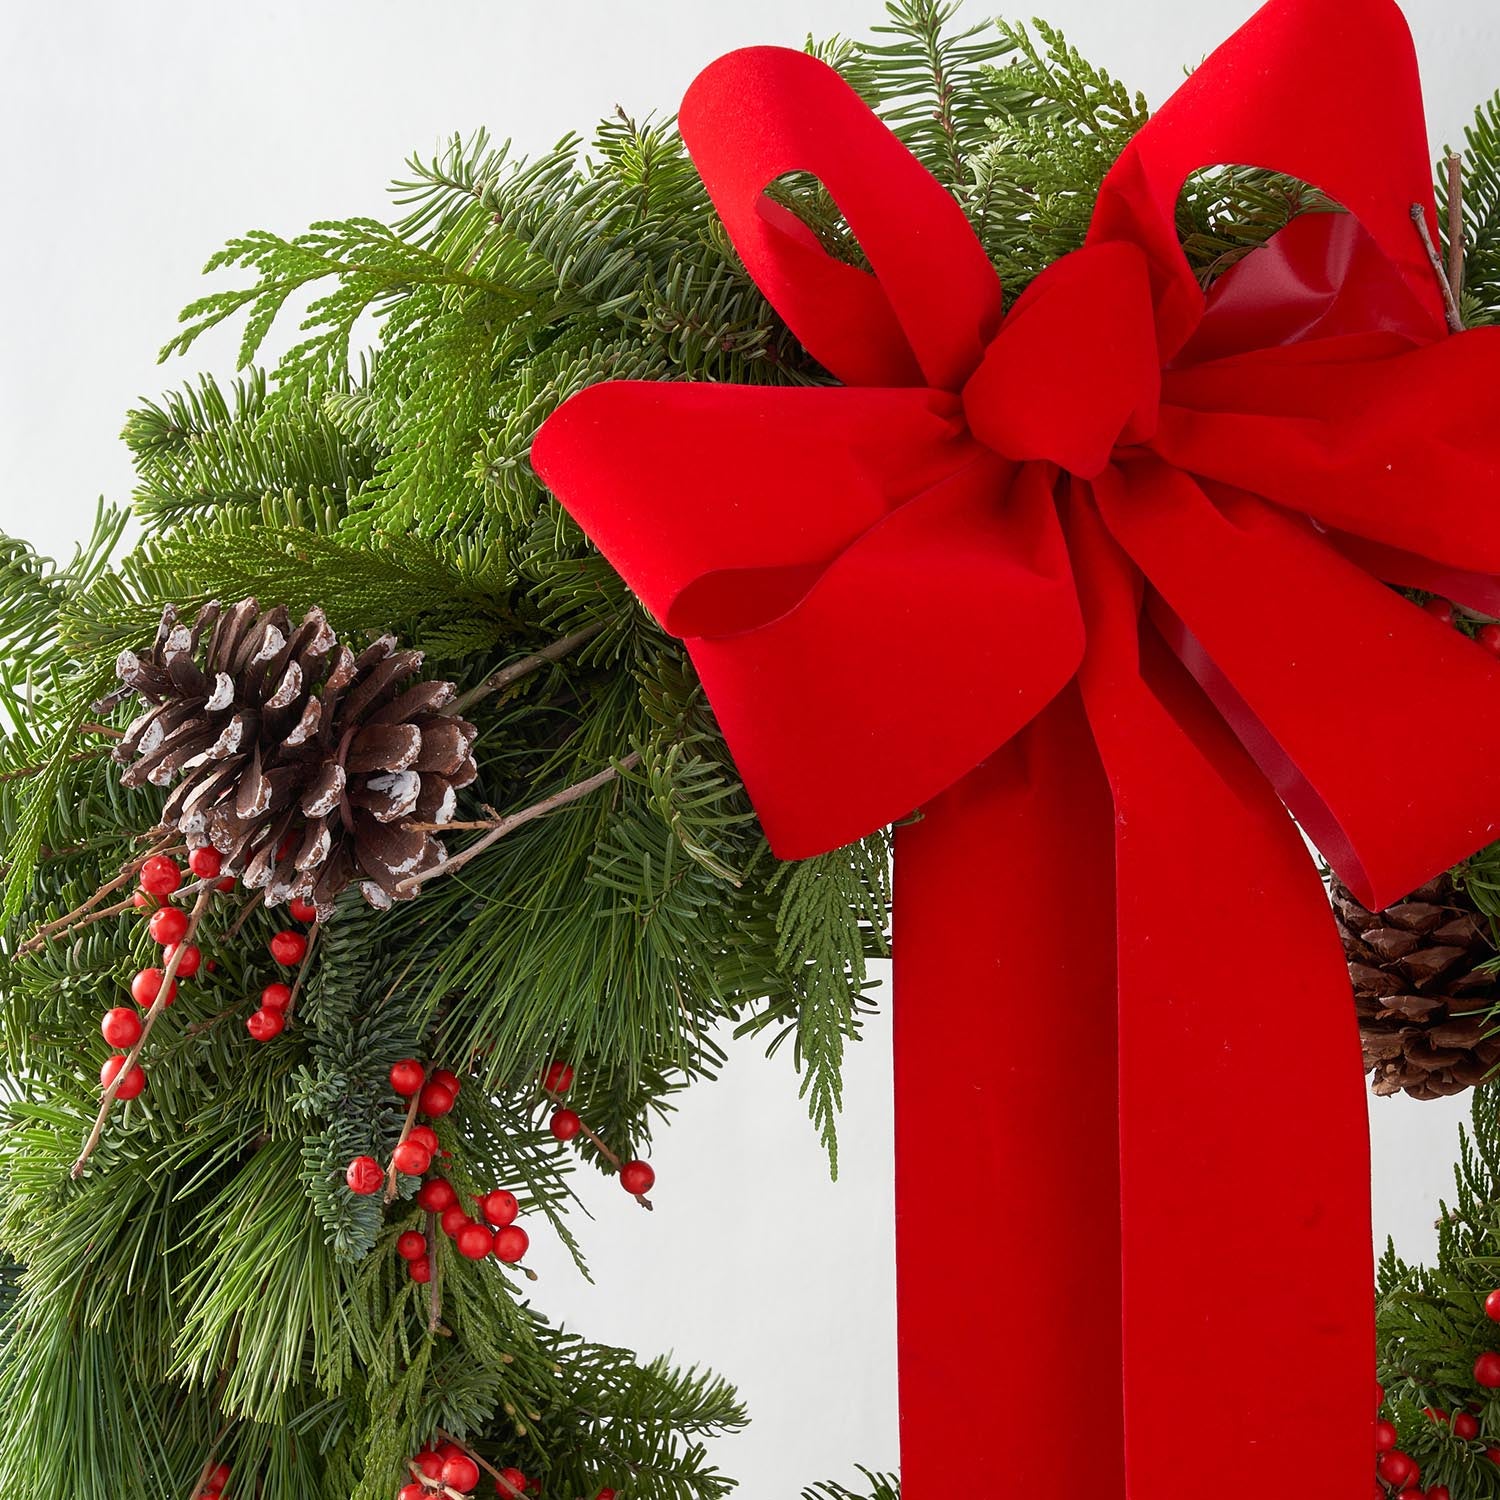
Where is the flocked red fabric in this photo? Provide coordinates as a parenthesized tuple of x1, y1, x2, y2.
(531, 0, 1500, 1492)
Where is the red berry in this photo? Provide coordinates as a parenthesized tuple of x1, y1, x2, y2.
(1375, 1419, 1397, 1451)
(1424, 596, 1456, 624)
(396, 1230, 427, 1262)
(139, 855, 182, 896)
(188, 847, 222, 880)
(417, 1179, 458, 1213)
(1454, 1411, 1480, 1439)
(269, 930, 308, 966)
(550, 1109, 582, 1142)
(407, 1255, 432, 1284)
(1478, 624, 1500, 656)
(148, 905, 190, 946)
(247, 1008, 285, 1042)
(480, 1190, 519, 1228)
(1430, 1487, 1453, 1500)
(493, 1225, 529, 1263)
(400, 1486, 427, 1500)
(409, 1124, 439, 1154)
(206, 1465, 231, 1491)
(543, 1059, 574, 1094)
(393, 1139, 433, 1177)
(101, 1054, 146, 1099)
(1376, 1380, 1385, 1409)
(415, 1451, 444, 1479)
(430, 1067, 461, 1097)
(132, 890, 156, 909)
(1377, 1451, 1415, 1485)
(442, 1454, 481, 1492)
(619, 1160, 655, 1196)
(496, 1470, 528, 1497)
(1490, 1446, 1500, 1464)
(419, 1081, 456, 1117)
(216, 876, 236, 893)
(131, 967, 177, 1008)
(345, 1156, 384, 1195)
(1425, 1406, 1448, 1424)
(202, 1492, 221, 1500)
(101, 1007, 143, 1048)
(596, 1492, 617, 1500)
(1486, 1288, 1500, 1321)
(288, 896, 317, 924)
(456, 1223, 494, 1260)
(389, 1059, 426, 1097)
(163, 942, 201, 978)
(260, 982, 293, 1012)
(441, 1205, 472, 1238)
(1478, 1351, 1500, 1387)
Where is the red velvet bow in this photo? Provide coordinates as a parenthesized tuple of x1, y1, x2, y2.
(532, 0, 1500, 1492)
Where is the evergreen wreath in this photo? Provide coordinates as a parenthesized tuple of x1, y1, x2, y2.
(2, 3, 1500, 1497)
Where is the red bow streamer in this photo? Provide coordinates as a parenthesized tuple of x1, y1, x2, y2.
(532, 0, 1500, 1491)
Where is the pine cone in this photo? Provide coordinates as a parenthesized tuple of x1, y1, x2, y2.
(1332, 872, 1500, 1100)
(102, 599, 477, 916)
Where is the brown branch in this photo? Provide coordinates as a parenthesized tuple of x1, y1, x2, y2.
(1448, 152, 1466, 311)
(426, 1209, 442, 1333)
(71, 885, 215, 1177)
(281, 922, 319, 1020)
(222, 889, 265, 943)
(0, 744, 112, 783)
(549, 1089, 652, 1212)
(1413, 202, 1464, 332)
(385, 1088, 423, 1203)
(18, 835, 179, 953)
(396, 752, 641, 895)
(446, 622, 606, 717)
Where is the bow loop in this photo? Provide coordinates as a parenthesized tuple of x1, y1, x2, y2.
(962, 242, 1160, 478)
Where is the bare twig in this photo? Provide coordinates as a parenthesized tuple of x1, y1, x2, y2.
(445, 622, 606, 716)
(71, 885, 215, 1177)
(1413, 202, 1465, 332)
(18, 835, 179, 953)
(396, 752, 641, 895)
(222, 889, 265, 943)
(386, 1088, 423, 1203)
(280, 922, 319, 1020)
(1448, 152, 1466, 311)
(426, 1209, 442, 1333)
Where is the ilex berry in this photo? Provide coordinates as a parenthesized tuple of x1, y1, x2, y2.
(543, 1059, 574, 1094)
(408, 1256, 431, 1284)
(247, 1008, 285, 1042)
(409, 1124, 439, 1154)
(138, 855, 182, 897)
(493, 1225, 529, 1264)
(288, 896, 318, 924)
(417, 1178, 458, 1213)
(130, 967, 178, 1008)
(268, 929, 308, 966)
(345, 1155, 384, 1195)
(260, 982, 293, 1011)
(430, 1067, 462, 1098)
(162, 941, 201, 977)
(418, 1081, 456, 1117)
(396, 1230, 427, 1262)
(390, 1058, 426, 1097)
(101, 1055, 146, 1099)
(497, 1469, 528, 1497)
(619, 1159, 656, 1196)
(206, 1465, 230, 1491)
(1485, 1286, 1500, 1321)
(392, 1138, 433, 1176)
(440, 1205, 472, 1238)
(1454, 1410, 1480, 1439)
(1478, 1350, 1500, 1387)
(456, 1222, 494, 1260)
(101, 1007, 144, 1048)
(147, 905, 189, 946)
(187, 846, 222, 880)
(549, 1108, 582, 1141)
(480, 1190, 519, 1228)
(441, 1453, 481, 1492)
(399, 1485, 427, 1500)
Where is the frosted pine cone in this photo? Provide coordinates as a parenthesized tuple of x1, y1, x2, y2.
(101, 598, 477, 916)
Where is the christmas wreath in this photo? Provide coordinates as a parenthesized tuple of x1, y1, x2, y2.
(4, 1, 1500, 1497)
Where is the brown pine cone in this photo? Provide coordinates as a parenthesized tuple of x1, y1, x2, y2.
(1332, 872, 1500, 1100)
(101, 599, 477, 916)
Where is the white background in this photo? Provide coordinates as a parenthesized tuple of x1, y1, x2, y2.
(2, 1, 1496, 1491)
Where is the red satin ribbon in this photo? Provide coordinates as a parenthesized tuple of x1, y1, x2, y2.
(531, 0, 1500, 1492)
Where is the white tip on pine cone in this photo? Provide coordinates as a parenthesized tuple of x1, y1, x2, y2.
(303, 610, 337, 655)
(205, 673, 235, 712)
(164, 623, 193, 656)
(432, 783, 457, 825)
(366, 770, 421, 822)
(361, 881, 393, 910)
(295, 823, 331, 870)
(252, 625, 286, 664)
(265, 658, 303, 710)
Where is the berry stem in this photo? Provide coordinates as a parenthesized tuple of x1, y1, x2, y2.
(222, 889, 266, 943)
(1448, 151, 1466, 310)
(386, 1086, 423, 1203)
(433, 1429, 509, 1488)
(70, 884, 214, 1178)
(445, 621, 606, 716)
(1412, 201, 1465, 333)
(406, 1460, 466, 1500)
(281, 922, 320, 1020)
(548, 1090, 653, 1212)
(397, 752, 641, 895)
(18, 835, 181, 954)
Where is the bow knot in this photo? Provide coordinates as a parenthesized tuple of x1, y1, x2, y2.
(961, 241, 1161, 479)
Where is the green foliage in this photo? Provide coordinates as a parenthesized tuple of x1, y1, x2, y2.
(1376, 1088, 1500, 1495)
(1446, 91, 1500, 326)
(802, 1471, 901, 1500)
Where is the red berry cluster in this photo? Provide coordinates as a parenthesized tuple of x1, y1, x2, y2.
(1423, 594, 1500, 655)
(245, 897, 315, 1043)
(196, 1460, 232, 1500)
(543, 1062, 655, 1203)
(397, 1438, 617, 1498)
(1375, 1342, 1500, 1500)
(344, 1062, 532, 1276)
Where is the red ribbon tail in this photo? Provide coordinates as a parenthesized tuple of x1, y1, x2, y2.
(894, 687, 1123, 1493)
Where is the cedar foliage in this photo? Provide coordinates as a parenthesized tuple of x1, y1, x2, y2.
(1, 4, 1492, 1497)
